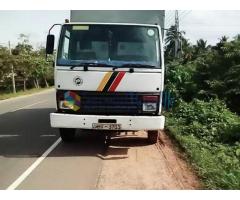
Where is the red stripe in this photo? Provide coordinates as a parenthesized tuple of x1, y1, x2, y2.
(108, 72, 126, 92)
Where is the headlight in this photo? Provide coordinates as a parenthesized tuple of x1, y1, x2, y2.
(143, 102, 157, 112)
(57, 91, 81, 112)
(142, 95, 159, 112)
(59, 100, 73, 110)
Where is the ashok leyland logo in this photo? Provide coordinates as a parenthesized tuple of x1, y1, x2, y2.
(73, 76, 83, 86)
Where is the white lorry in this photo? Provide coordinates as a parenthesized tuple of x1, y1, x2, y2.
(46, 10, 165, 144)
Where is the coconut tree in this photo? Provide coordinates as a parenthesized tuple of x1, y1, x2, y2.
(165, 25, 185, 59)
(194, 39, 210, 54)
(181, 38, 195, 63)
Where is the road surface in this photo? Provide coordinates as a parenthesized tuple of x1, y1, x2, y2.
(0, 89, 200, 189)
(0, 89, 104, 189)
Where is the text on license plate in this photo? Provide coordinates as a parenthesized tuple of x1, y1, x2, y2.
(92, 123, 121, 130)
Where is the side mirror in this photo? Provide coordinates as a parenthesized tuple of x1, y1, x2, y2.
(46, 34, 55, 54)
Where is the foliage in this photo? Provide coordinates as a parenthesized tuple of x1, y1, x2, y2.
(171, 99, 240, 144)
(165, 31, 240, 189)
(0, 34, 53, 93)
(165, 34, 240, 113)
(166, 100, 240, 189)
(165, 60, 197, 102)
(0, 46, 12, 82)
(165, 25, 185, 60)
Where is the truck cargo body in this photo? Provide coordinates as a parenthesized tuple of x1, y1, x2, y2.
(70, 10, 165, 36)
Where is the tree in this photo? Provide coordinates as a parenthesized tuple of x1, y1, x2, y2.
(181, 38, 195, 63)
(224, 64, 240, 113)
(0, 46, 9, 81)
(194, 39, 210, 55)
(165, 29, 240, 114)
(12, 34, 35, 90)
(222, 36, 240, 61)
(165, 25, 185, 60)
(12, 34, 33, 55)
(212, 36, 228, 55)
(14, 54, 33, 91)
(0, 33, 54, 94)
(0, 45, 16, 92)
(30, 53, 53, 88)
(165, 60, 198, 102)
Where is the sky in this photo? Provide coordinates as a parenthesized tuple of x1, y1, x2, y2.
(0, 10, 240, 48)
(166, 10, 240, 45)
(0, 11, 70, 48)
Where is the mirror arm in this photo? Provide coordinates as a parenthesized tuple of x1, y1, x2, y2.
(48, 24, 61, 35)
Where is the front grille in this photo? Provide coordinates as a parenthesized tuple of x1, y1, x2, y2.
(80, 92, 142, 115)
(58, 91, 159, 115)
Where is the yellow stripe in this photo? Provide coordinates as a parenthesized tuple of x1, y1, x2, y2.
(97, 72, 113, 91)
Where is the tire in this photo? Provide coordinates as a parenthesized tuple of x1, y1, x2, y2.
(147, 130, 159, 144)
(59, 128, 76, 142)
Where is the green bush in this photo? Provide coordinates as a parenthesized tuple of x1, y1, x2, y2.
(166, 99, 240, 189)
(164, 33, 240, 189)
(165, 61, 197, 102)
(171, 99, 240, 144)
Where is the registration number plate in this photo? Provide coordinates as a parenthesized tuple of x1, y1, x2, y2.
(92, 123, 121, 130)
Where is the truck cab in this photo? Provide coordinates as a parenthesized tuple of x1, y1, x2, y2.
(46, 11, 165, 143)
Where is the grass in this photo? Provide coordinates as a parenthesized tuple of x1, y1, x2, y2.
(0, 87, 53, 100)
(166, 116, 240, 189)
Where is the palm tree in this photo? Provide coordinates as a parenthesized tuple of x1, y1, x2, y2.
(181, 38, 194, 62)
(219, 36, 228, 43)
(196, 39, 207, 49)
(213, 36, 228, 53)
(194, 39, 210, 55)
(165, 25, 185, 58)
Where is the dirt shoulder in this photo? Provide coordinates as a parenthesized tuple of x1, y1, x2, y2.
(97, 131, 201, 189)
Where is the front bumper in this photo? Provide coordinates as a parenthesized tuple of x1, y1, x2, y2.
(50, 113, 165, 131)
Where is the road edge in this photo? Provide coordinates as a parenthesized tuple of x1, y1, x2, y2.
(0, 88, 55, 104)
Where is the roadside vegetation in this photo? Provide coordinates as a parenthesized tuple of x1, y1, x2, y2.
(0, 34, 53, 98)
(165, 26, 240, 189)
(0, 87, 52, 100)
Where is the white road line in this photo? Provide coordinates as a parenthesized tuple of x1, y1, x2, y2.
(7, 137, 62, 190)
(40, 134, 56, 137)
(11, 100, 47, 112)
(0, 135, 19, 138)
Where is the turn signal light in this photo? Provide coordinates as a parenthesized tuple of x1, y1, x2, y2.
(142, 95, 158, 102)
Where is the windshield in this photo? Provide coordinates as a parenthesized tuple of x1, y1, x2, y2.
(57, 24, 161, 68)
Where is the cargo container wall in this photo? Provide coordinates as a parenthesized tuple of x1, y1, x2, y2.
(70, 10, 165, 35)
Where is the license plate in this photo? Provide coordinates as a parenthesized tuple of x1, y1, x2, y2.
(92, 123, 121, 130)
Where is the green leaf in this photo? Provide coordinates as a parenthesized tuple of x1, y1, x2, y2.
(236, 149, 240, 157)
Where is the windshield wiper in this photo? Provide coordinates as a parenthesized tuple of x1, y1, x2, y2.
(120, 63, 157, 68)
(112, 66, 134, 73)
(70, 62, 157, 72)
(70, 62, 115, 71)
(112, 63, 157, 73)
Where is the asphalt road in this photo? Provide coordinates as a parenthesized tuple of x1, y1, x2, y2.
(0, 89, 104, 189)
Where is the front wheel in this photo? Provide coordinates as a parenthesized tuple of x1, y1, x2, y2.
(147, 130, 159, 144)
(59, 128, 76, 142)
